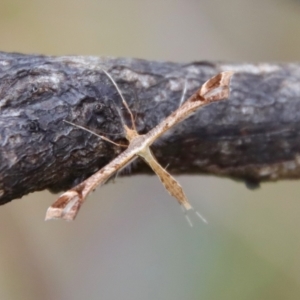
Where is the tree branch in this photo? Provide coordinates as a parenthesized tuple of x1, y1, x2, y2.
(1, 52, 300, 204)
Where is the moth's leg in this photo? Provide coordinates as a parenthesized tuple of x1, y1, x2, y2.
(178, 78, 188, 107)
(63, 120, 127, 147)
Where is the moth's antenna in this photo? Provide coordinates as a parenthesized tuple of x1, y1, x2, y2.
(101, 69, 136, 131)
(179, 79, 188, 107)
(63, 120, 126, 147)
(132, 87, 141, 126)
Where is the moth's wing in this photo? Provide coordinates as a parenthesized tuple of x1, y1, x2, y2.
(200, 71, 234, 102)
(187, 71, 234, 104)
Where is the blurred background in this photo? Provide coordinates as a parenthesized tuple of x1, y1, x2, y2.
(1, 0, 300, 299)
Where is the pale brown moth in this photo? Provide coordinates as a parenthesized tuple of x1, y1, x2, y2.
(45, 70, 234, 221)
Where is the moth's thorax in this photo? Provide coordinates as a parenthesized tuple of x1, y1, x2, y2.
(124, 125, 139, 141)
(129, 134, 147, 151)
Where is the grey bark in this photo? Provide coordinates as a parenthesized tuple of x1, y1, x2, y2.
(1, 52, 300, 204)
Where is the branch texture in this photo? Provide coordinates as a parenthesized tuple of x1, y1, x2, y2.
(1, 52, 300, 204)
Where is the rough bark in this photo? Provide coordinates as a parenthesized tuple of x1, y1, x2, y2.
(1, 52, 300, 204)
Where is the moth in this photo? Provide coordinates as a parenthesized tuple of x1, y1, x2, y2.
(46, 70, 234, 221)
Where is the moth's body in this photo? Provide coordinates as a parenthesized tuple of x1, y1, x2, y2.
(46, 70, 233, 221)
